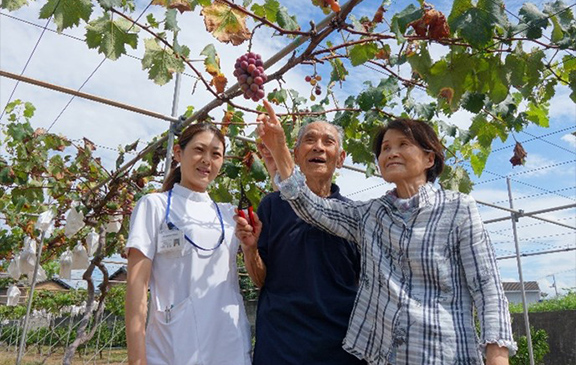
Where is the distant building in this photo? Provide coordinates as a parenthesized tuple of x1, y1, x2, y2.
(108, 266, 127, 287)
(502, 281, 541, 305)
(0, 276, 73, 306)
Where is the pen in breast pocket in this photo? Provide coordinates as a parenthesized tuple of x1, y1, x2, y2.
(165, 304, 174, 323)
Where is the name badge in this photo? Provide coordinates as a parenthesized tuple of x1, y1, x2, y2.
(158, 229, 185, 254)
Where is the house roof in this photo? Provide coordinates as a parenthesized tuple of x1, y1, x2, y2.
(109, 266, 127, 281)
(502, 281, 540, 292)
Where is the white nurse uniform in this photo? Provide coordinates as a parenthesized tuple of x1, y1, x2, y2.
(126, 183, 252, 365)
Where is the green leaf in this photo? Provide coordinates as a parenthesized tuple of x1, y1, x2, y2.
(250, 156, 267, 181)
(407, 45, 432, 79)
(525, 102, 549, 127)
(461, 92, 485, 113)
(390, 4, 422, 42)
(165, 8, 180, 31)
(349, 42, 378, 66)
(519, 3, 549, 39)
(427, 53, 472, 110)
(476, 56, 509, 103)
(470, 145, 490, 176)
(329, 58, 348, 83)
(448, 0, 508, 49)
(251, 0, 279, 23)
(142, 38, 185, 85)
(147, 13, 160, 28)
(85, 14, 139, 61)
(39, 0, 93, 33)
(267, 89, 288, 104)
(276, 6, 299, 31)
(439, 165, 473, 193)
(98, 0, 122, 10)
(568, 71, 576, 103)
(1, 0, 28, 11)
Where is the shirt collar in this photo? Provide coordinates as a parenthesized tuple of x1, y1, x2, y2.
(172, 183, 211, 202)
(385, 182, 437, 209)
(328, 183, 342, 199)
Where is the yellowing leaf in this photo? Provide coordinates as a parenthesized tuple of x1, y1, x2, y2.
(212, 74, 228, 93)
(200, 44, 227, 93)
(201, 1, 252, 45)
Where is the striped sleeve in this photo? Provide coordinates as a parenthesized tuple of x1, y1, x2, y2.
(277, 168, 361, 244)
(457, 195, 517, 356)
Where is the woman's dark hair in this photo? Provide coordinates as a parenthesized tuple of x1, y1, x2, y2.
(371, 118, 445, 183)
(161, 123, 226, 192)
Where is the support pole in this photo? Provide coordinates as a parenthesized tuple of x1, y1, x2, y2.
(164, 40, 183, 181)
(507, 177, 535, 365)
(16, 231, 46, 365)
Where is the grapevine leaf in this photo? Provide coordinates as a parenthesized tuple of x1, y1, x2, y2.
(569, 71, 576, 103)
(152, 0, 192, 13)
(476, 56, 508, 103)
(525, 101, 549, 127)
(439, 165, 473, 193)
(470, 145, 490, 176)
(549, 15, 564, 43)
(427, 54, 472, 110)
(142, 38, 185, 85)
(461, 92, 485, 113)
(329, 58, 348, 83)
(85, 14, 139, 61)
(165, 8, 180, 31)
(267, 89, 288, 104)
(510, 142, 527, 166)
(39, 0, 93, 33)
(448, 0, 508, 49)
(349, 42, 378, 66)
(390, 4, 423, 42)
(200, 44, 221, 76)
(147, 13, 160, 28)
(250, 156, 267, 181)
(1, 0, 29, 11)
(200, 44, 227, 93)
(519, 3, 549, 39)
(276, 6, 300, 32)
(407, 45, 432, 79)
(201, 2, 252, 45)
(251, 0, 279, 23)
(98, 0, 122, 10)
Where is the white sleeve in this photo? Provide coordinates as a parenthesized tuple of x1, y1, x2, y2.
(126, 194, 164, 260)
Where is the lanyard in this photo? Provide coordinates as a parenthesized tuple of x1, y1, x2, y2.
(165, 189, 225, 251)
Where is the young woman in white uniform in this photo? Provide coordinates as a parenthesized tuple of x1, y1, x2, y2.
(125, 123, 252, 365)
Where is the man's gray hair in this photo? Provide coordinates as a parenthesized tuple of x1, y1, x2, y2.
(294, 121, 345, 152)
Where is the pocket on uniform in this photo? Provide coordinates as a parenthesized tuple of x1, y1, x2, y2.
(147, 297, 200, 365)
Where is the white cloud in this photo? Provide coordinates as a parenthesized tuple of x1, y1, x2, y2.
(561, 133, 576, 148)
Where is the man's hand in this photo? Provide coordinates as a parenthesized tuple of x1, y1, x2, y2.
(257, 99, 294, 181)
(235, 209, 262, 253)
(257, 100, 287, 157)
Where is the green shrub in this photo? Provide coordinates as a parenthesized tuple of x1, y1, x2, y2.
(510, 327, 549, 365)
(509, 291, 576, 313)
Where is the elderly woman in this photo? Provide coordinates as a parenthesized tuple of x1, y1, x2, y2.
(251, 101, 516, 365)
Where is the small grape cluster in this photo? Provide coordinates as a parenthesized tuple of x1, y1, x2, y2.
(305, 74, 322, 101)
(234, 52, 267, 102)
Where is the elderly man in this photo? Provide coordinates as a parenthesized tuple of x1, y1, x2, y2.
(236, 100, 365, 365)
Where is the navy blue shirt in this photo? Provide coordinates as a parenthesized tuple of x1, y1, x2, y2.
(254, 185, 365, 365)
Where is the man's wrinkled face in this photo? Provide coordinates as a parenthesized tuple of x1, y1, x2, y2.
(294, 122, 345, 181)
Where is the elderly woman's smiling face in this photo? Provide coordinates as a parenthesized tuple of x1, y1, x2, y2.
(378, 128, 435, 198)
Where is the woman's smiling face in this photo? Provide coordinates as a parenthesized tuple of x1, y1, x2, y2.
(174, 130, 224, 192)
(378, 128, 434, 196)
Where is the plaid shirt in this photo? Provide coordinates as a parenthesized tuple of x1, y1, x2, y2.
(277, 169, 517, 364)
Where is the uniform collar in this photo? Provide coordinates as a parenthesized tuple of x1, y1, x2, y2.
(172, 183, 211, 202)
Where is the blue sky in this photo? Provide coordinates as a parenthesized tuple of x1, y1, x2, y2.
(1, 0, 574, 296)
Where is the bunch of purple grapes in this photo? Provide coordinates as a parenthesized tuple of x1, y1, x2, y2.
(234, 52, 267, 102)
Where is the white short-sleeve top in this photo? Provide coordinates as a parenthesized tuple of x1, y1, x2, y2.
(126, 183, 251, 365)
